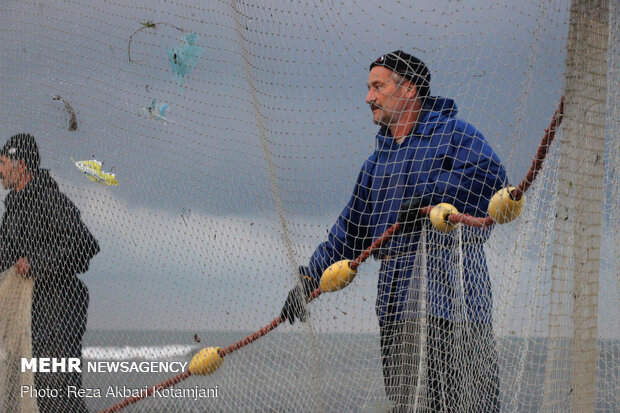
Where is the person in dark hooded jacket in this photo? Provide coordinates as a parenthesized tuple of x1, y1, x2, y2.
(280, 52, 505, 411)
(0, 133, 99, 413)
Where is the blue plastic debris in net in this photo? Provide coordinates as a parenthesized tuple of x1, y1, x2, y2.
(142, 99, 172, 124)
(167, 32, 202, 85)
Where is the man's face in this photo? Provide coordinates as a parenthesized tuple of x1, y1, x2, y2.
(365, 66, 413, 127)
(0, 155, 23, 190)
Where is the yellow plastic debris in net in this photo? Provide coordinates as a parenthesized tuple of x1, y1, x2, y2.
(73, 158, 118, 186)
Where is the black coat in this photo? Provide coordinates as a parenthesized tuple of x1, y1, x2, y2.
(0, 169, 99, 412)
(0, 169, 99, 280)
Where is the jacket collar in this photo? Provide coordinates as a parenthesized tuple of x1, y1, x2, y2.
(375, 96, 458, 151)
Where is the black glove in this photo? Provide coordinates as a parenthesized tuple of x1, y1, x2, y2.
(397, 197, 424, 233)
(279, 266, 320, 324)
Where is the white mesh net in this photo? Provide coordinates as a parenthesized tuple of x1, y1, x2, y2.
(0, 0, 617, 412)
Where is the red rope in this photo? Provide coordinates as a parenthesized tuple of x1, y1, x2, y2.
(350, 222, 400, 270)
(221, 221, 398, 357)
(219, 316, 289, 357)
(101, 97, 564, 412)
(512, 95, 565, 201)
(100, 221, 400, 413)
(418, 96, 565, 229)
(100, 370, 191, 413)
(418, 206, 498, 229)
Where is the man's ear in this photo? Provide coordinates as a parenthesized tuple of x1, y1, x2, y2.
(403, 82, 418, 100)
(16, 159, 28, 174)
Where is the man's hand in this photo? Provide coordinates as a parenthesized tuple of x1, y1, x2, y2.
(398, 197, 424, 233)
(16, 257, 31, 277)
(279, 267, 320, 324)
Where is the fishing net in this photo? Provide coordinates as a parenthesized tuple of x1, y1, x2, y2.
(0, 0, 617, 412)
(0, 267, 38, 413)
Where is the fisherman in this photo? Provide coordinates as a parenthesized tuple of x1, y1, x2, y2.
(0, 133, 100, 412)
(280, 51, 506, 411)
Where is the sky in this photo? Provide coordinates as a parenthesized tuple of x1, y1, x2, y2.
(0, 0, 617, 339)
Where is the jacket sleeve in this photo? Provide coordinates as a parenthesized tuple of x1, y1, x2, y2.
(29, 189, 100, 278)
(306, 163, 373, 282)
(418, 122, 508, 217)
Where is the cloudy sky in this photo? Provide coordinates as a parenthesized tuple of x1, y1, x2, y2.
(0, 0, 616, 339)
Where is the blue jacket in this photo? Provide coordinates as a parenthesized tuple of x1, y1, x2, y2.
(306, 97, 507, 325)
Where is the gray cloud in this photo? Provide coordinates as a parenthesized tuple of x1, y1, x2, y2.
(1, 0, 613, 336)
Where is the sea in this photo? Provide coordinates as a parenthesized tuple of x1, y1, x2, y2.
(81, 330, 619, 412)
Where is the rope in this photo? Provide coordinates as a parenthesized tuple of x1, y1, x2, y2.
(511, 95, 565, 201)
(100, 221, 399, 413)
(424, 96, 565, 228)
(100, 370, 191, 413)
(100, 97, 564, 412)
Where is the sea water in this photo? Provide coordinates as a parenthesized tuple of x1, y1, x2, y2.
(81, 330, 619, 412)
